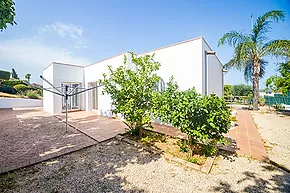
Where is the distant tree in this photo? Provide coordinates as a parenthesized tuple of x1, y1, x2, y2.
(266, 61, 290, 95)
(0, 0, 17, 31)
(223, 84, 232, 97)
(0, 70, 10, 80)
(25, 73, 31, 82)
(218, 10, 290, 110)
(231, 84, 252, 96)
(11, 68, 18, 79)
(265, 75, 280, 93)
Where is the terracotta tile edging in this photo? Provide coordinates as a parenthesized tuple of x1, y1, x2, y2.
(0, 142, 97, 175)
(115, 135, 217, 174)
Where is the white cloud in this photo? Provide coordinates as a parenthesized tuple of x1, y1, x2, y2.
(0, 38, 91, 83)
(38, 22, 88, 49)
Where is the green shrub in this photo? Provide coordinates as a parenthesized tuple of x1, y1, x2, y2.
(13, 84, 31, 94)
(153, 78, 231, 156)
(0, 85, 17, 94)
(35, 89, 43, 96)
(0, 70, 10, 80)
(26, 90, 40, 99)
(99, 52, 161, 138)
(177, 139, 188, 153)
(2, 80, 24, 87)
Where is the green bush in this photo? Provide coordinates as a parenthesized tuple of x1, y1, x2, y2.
(153, 78, 231, 156)
(99, 52, 161, 138)
(35, 89, 43, 96)
(13, 84, 31, 94)
(0, 85, 17, 94)
(26, 90, 40, 99)
(0, 70, 10, 80)
(2, 80, 24, 87)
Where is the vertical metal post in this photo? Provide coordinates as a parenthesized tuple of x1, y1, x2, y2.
(204, 52, 208, 96)
(65, 85, 69, 133)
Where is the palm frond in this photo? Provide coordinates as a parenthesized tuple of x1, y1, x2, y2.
(218, 31, 250, 47)
(252, 10, 285, 42)
(244, 59, 268, 82)
(223, 41, 255, 70)
(262, 39, 290, 58)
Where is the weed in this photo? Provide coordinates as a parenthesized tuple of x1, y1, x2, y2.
(187, 156, 202, 165)
(0, 172, 18, 191)
(177, 139, 188, 153)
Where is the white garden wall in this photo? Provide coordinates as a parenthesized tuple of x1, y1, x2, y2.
(0, 98, 42, 108)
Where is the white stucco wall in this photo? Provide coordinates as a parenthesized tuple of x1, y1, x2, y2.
(84, 53, 130, 116)
(43, 36, 224, 116)
(0, 98, 42, 108)
(53, 63, 85, 114)
(202, 38, 223, 96)
(138, 37, 203, 92)
(43, 63, 85, 114)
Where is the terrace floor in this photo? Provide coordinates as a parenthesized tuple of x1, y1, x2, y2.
(0, 108, 97, 174)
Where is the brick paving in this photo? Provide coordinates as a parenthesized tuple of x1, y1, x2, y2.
(56, 111, 128, 142)
(0, 108, 97, 174)
(225, 110, 268, 161)
(152, 110, 268, 161)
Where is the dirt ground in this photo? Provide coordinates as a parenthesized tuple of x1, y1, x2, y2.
(252, 111, 290, 170)
(0, 139, 289, 193)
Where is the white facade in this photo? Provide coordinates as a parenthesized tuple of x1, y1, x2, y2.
(43, 37, 224, 115)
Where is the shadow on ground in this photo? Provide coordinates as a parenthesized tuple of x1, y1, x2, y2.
(0, 138, 161, 192)
(0, 108, 96, 173)
(211, 159, 290, 193)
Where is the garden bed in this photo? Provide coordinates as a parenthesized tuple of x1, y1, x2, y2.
(118, 130, 217, 173)
(124, 131, 207, 165)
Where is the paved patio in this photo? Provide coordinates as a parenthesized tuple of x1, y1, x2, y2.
(56, 111, 128, 142)
(225, 110, 268, 160)
(0, 108, 97, 174)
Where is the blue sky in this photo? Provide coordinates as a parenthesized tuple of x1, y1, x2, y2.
(0, 0, 289, 86)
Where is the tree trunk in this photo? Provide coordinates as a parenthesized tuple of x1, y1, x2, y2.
(188, 135, 194, 157)
(252, 60, 260, 111)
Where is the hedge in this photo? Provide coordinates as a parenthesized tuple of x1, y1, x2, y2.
(26, 90, 40, 99)
(0, 85, 17, 94)
(1, 80, 25, 87)
(0, 70, 10, 80)
(13, 84, 32, 93)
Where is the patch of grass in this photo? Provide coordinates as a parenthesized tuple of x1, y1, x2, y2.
(187, 155, 203, 165)
(0, 172, 18, 191)
(177, 139, 188, 153)
(230, 116, 237, 122)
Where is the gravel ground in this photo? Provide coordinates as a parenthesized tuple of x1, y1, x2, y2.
(252, 112, 290, 170)
(1, 139, 289, 193)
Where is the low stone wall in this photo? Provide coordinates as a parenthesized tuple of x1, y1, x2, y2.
(0, 98, 42, 108)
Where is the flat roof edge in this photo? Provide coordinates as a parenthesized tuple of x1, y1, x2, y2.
(43, 62, 84, 71)
(201, 37, 223, 66)
(85, 51, 129, 67)
(138, 36, 203, 55)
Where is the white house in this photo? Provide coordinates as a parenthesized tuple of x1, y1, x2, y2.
(43, 36, 225, 115)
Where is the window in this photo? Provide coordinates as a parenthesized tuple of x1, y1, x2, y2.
(61, 82, 81, 111)
(155, 78, 165, 92)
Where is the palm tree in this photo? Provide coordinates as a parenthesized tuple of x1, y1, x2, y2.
(25, 73, 31, 82)
(218, 10, 290, 110)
